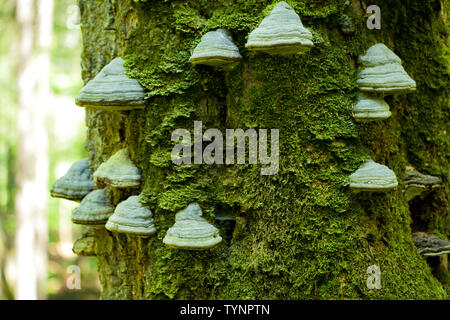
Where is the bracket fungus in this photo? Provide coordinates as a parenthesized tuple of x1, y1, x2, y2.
(413, 232, 450, 271)
(72, 189, 115, 226)
(72, 227, 97, 256)
(352, 93, 391, 121)
(245, 1, 313, 55)
(75, 57, 147, 111)
(357, 43, 416, 93)
(105, 195, 156, 236)
(50, 158, 95, 201)
(349, 159, 398, 192)
(163, 203, 222, 250)
(93, 149, 141, 188)
(403, 167, 443, 201)
(190, 28, 242, 69)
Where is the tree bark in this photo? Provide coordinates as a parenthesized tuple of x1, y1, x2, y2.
(78, 0, 449, 299)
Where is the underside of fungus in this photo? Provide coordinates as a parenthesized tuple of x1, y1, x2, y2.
(71, 189, 115, 226)
(245, 1, 313, 55)
(105, 195, 156, 236)
(357, 43, 416, 93)
(190, 28, 242, 69)
(93, 148, 141, 188)
(75, 57, 147, 111)
(163, 203, 222, 250)
(349, 159, 398, 192)
(50, 158, 95, 201)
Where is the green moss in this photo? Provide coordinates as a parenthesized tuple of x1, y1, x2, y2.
(79, 0, 449, 299)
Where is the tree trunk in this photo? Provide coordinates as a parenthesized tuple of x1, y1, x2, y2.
(78, 0, 449, 299)
(15, 0, 50, 300)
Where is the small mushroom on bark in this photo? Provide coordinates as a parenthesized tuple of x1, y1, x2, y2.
(50, 158, 95, 201)
(93, 149, 141, 188)
(245, 1, 314, 55)
(71, 189, 115, 226)
(75, 57, 147, 111)
(403, 167, 442, 201)
(105, 195, 156, 236)
(163, 203, 222, 250)
(413, 232, 450, 271)
(190, 28, 242, 69)
(349, 159, 398, 192)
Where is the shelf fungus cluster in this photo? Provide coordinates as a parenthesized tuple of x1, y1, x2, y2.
(349, 160, 398, 192)
(353, 43, 416, 121)
(402, 167, 443, 201)
(163, 203, 222, 250)
(50, 158, 95, 201)
(106, 195, 156, 236)
(93, 149, 141, 188)
(75, 57, 147, 111)
(245, 1, 314, 55)
(72, 189, 115, 226)
(190, 28, 242, 69)
(413, 232, 450, 271)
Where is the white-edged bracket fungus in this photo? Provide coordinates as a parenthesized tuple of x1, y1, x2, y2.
(72, 189, 115, 226)
(105, 195, 156, 236)
(190, 28, 242, 69)
(93, 148, 141, 188)
(75, 57, 147, 111)
(352, 93, 391, 121)
(50, 158, 95, 201)
(349, 159, 398, 192)
(403, 167, 443, 201)
(357, 43, 416, 93)
(413, 232, 450, 271)
(163, 203, 222, 250)
(245, 1, 313, 55)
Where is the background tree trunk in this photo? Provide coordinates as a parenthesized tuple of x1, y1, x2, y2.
(15, 0, 51, 300)
(78, 0, 449, 299)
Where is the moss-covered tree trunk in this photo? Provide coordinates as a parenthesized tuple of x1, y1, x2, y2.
(77, 0, 449, 299)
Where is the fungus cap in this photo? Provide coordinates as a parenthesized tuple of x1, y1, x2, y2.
(105, 195, 156, 236)
(190, 29, 242, 69)
(50, 158, 95, 201)
(245, 1, 313, 55)
(163, 203, 222, 250)
(75, 57, 147, 110)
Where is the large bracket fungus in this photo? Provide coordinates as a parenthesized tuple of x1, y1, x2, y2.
(93, 148, 142, 188)
(50, 158, 95, 201)
(245, 1, 313, 55)
(352, 93, 391, 121)
(357, 43, 416, 93)
(105, 195, 157, 236)
(75, 57, 147, 111)
(190, 28, 242, 69)
(349, 159, 398, 192)
(71, 189, 115, 226)
(163, 203, 222, 250)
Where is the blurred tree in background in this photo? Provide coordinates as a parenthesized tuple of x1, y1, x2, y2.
(0, 0, 99, 299)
